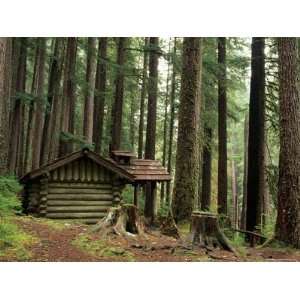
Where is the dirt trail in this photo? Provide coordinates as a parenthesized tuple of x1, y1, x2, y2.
(14, 219, 99, 261)
(9, 217, 300, 262)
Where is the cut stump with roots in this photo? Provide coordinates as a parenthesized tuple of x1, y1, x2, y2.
(186, 211, 239, 256)
(159, 213, 181, 239)
(92, 204, 145, 238)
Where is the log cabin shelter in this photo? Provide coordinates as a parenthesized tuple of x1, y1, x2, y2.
(20, 148, 171, 224)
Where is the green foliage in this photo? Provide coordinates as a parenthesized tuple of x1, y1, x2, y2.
(0, 176, 22, 217)
(0, 177, 35, 260)
(60, 131, 94, 150)
(122, 185, 134, 204)
(228, 232, 247, 257)
(157, 202, 170, 218)
(261, 212, 277, 238)
(266, 164, 279, 208)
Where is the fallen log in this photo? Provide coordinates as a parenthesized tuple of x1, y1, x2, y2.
(232, 228, 267, 247)
(186, 211, 239, 256)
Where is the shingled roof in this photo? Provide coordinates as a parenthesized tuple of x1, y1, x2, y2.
(122, 158, 171, 182)
(20, 149, 134, 183)
(21, 149, 171, 183)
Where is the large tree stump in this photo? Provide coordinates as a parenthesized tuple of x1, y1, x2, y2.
(187, 211, 238, 256)
(159, 213, 181, 239)
(92, 204, 145, 238)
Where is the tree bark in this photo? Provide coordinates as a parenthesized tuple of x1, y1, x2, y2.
(8, 38, 21, 138)
(111, 37, 127, 151)
(129, 88, 136, 151)
(41, 38, 64, 165)
(137, 38, 149, 159)
(217, 37, 228, 215)
(246, 37, 265, 233)
(83, 37, 97, 144)
(31, 38, 46, 170)
(60, 37, 77, 155)
(160, 39, 171, 205)
(240, 114, 249, 230)
(8, 38, 27, 175)
(93, 38, 108, 154)
(275, 38, 300, 248)
(166, 38, 177, 206)
(201, 127, 212, 211)
(48, 40, 66, 162)
(144, 37, 159, 222)
(0, 38, 12, 175)
(25, 39, 39, 173)
(172, 38, 202, 222)
(262, 143, 270, 227)
(231, 159, 238, 230)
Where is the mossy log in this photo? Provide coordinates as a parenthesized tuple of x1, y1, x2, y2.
(186, 211, 238, 256)
(92, 204, 145, 238)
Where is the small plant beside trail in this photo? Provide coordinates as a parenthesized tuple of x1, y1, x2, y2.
(0, 176, 37, 261)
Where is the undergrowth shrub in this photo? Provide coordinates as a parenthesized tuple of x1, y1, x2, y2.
(0, 176, 22, 216)
(0, 177, 34, 260)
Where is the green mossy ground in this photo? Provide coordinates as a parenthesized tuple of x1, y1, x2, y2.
(71, 234, 135, 261)
(0, 217, 38, 261)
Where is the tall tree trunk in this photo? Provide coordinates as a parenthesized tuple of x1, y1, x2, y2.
(262, 143, 270, 227)
(41, 38, 64, 165)
(217, 37, 228, 215)
(17, 38, 28, 176)
(129, 92, 136, 151)
(166, 38, 177, 206)
(60, 37, 77, 155)
(93, 37, 108, 154)
(144, 37, 159, 222)
(275, 38, 300, 248)
(8, 38, 27, 175)
(31, 38, 46, 170)
(0, 38, 12, 175)
(111, 37, 127, 151)
(25, 39, 39, 173)
(48, 39, 66, 162)
(231, 159, 238, 230)
(137, 38, 149, 159)
(201, 126, 212, 211)
(8, 38, 21, 138)
(246, 37, 265, 233)
(83, 37, 97, 144)
(240, 114, 249, 230)
(172, 38, 202, 222)
(160, 40, 171, 205)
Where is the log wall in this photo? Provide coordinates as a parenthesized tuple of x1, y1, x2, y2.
(26, 157, 125, 224)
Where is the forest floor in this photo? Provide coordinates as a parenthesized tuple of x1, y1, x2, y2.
(1, 215, 300, 262)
